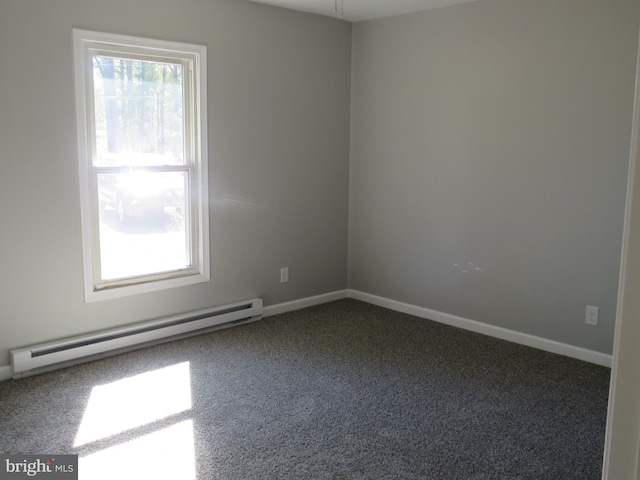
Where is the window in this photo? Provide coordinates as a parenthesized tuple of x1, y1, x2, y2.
(73, 30, 209, 301)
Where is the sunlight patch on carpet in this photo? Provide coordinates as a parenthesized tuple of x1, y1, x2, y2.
(74, 362, 192, 447)
(78, 420, 196, 480)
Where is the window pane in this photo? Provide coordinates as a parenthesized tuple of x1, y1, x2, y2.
(97, 171, 189, 280)
(92, 56, 185, 167)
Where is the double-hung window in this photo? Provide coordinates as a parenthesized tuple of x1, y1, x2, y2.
(73, 30, 209, 301)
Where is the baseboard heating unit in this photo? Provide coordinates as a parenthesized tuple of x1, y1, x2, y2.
(10, 298, 263, 379)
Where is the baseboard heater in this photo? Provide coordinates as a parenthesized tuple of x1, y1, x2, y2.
(10, 298, 263, 379)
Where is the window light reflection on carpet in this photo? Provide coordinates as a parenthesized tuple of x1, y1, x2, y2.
(73, 362, 192, 447)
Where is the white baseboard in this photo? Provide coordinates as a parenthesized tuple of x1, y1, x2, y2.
(263, 290, 348, 317)
(0, 365, 12, 382)
(1, 288, 608, 382)
(348, 290, 612, 368)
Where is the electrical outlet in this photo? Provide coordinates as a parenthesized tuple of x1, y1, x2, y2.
(280, 267, 289, 284)
(585, 305, 599, 326)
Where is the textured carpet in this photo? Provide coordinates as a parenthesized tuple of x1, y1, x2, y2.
(0, 299, 610, 479)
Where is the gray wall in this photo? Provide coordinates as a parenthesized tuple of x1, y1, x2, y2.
(1, 0, 636, 369)
(349, 0, 640, 354)
(0, 0, 351, 366)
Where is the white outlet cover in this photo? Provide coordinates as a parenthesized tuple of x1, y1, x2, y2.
(585, 305, 599, 326)
(280, 267, 289, 283)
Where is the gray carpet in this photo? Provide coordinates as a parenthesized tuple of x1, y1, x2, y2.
(0, 299, 610, 479)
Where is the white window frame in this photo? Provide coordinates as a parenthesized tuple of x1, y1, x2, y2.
(73, 29, 209, 302)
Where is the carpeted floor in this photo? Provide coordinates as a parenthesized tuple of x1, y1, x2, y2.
(0, 299, 610, 479)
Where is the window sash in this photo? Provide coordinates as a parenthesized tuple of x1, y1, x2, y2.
(86, 50, 195, 169)
(91, 166, 197, 291)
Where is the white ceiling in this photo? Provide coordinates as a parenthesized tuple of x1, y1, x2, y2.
(245, 0, 483, 22)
